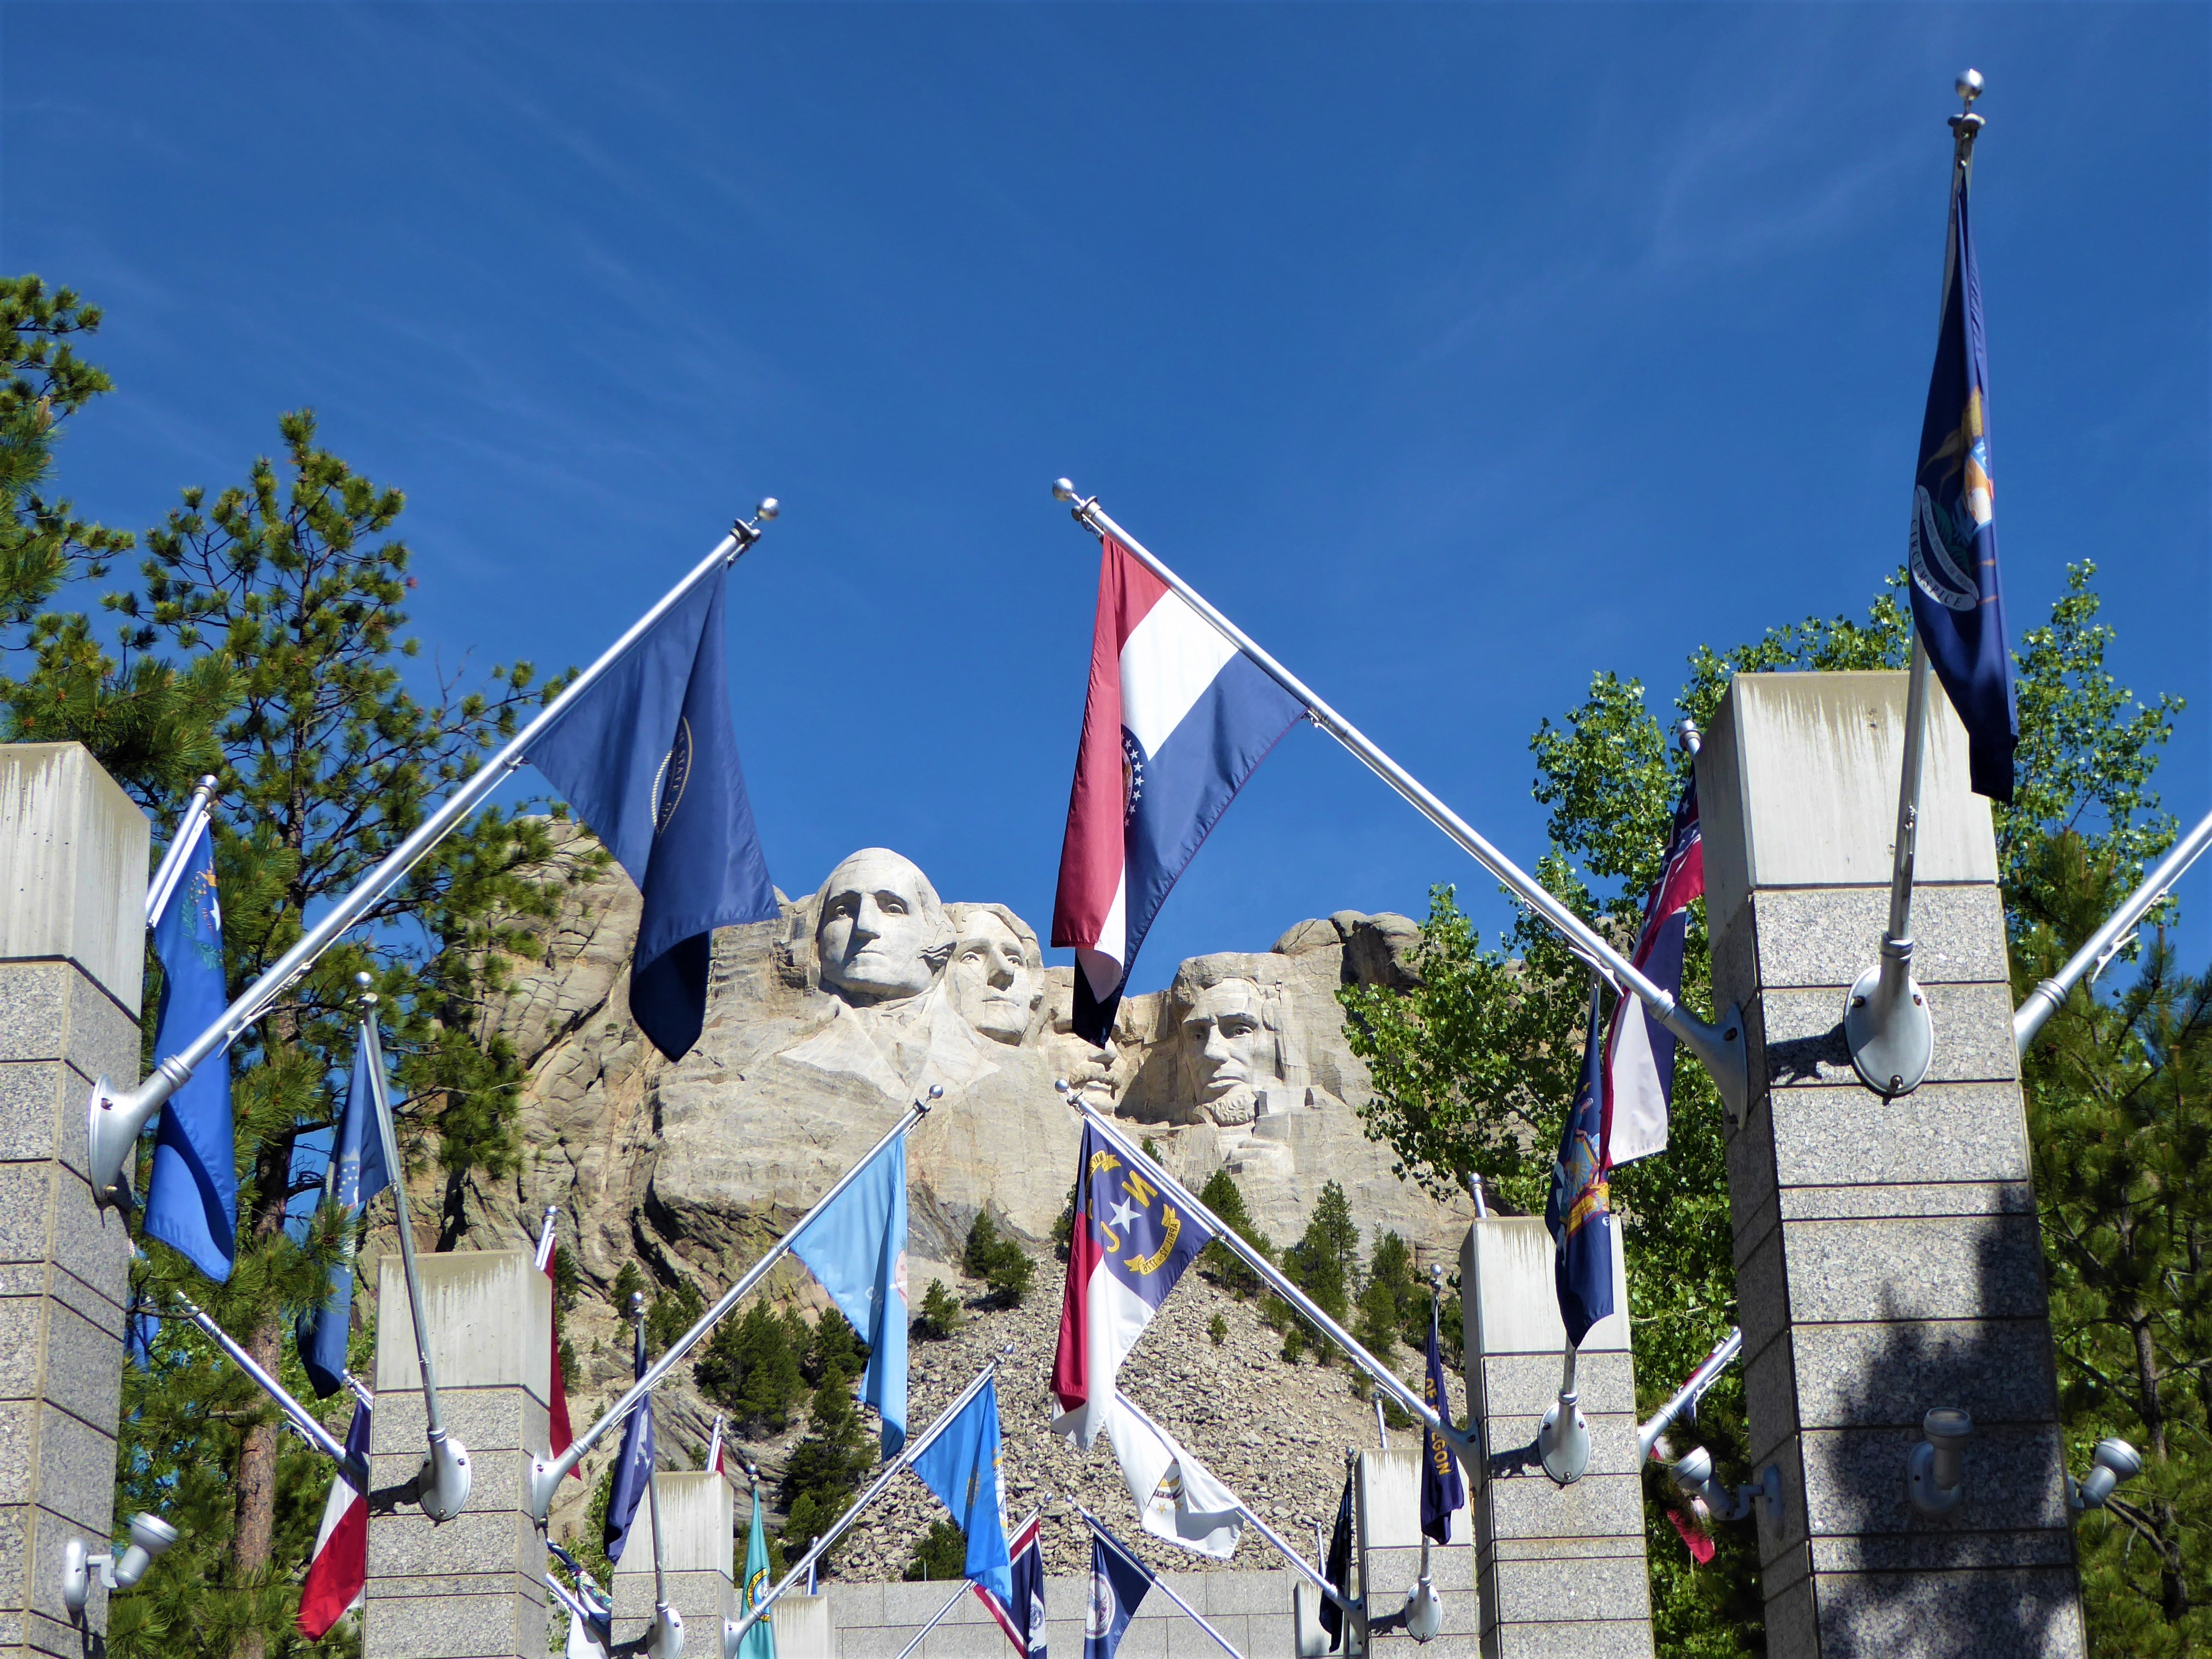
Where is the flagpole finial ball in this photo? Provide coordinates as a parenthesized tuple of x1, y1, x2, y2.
(1957, 68, 1983, 103)
(627, 1291, 645, 1318)
(755, 498, 778, 521)
(1051, 479, 1078, 503)
(1053, 1077, 1071, 1095)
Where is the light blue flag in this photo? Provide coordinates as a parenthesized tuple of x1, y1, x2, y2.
(736, 1483, 776, 1658)
(791, 1134, 908, 1456)
(296, 1038, 394, 1397)
(144, 822, 236, 1281)
(909, 1376, 1012, 1610)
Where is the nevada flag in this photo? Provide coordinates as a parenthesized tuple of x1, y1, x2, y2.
(1053, 534, 1305, 1044)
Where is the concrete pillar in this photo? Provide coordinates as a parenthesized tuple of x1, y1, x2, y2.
(1459, 1215, 1652, 1657)
(1354, 1446, 1475, 1653)
(0, 744, 147, 1656)
(1699, 671, 2082, 1655)
(770, 1591, 834, 1658)
(611, 1470, 733, 1646)
(363, 1249, 551, 1659)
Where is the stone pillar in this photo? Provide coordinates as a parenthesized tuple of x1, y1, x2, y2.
(1698, 671, 2082, 1655)
(610, 1471, 733, 1646)
(1459, 1215, 1653, 1656)
(1354, 1446, 1475, 1653)
(0, 743, 147, 1656)
(362, 1249, 551, 1659)
(769, 1591, 834, 1658)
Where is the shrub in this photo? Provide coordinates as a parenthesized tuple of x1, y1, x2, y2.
(914, 1280, 963, 1341)
(965, 1211, 1036, 1308)
(902, 1521, 967, 1582)
(1208, 1314, 1227, 1347)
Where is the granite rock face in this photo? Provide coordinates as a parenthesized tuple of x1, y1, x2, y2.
(430, 833, 1469, 1551)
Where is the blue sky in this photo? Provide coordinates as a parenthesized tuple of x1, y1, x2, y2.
(5, 3, 2206, 988)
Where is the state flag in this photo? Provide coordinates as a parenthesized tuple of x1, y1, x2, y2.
(528, 565, 777, 1062)
(143, 818, 236, 1281)
(1051, 1123, 1213, 1450)
(296, 1399, 372, 1639)
(1053, 534, 1304, 1043)
(1600, 774, 1704, 1168)
(1546, 983, 1616, 1349)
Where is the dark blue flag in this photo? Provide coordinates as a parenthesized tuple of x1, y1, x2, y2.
(1419, 1299, 1464, 1543)
(1545, 982, 1615, 1349)
(1082, 1522, 1154, 1659)
(528, 566, 776, 1062)
(144, 821, 237, 1281)
(297, 1039, 394, 1397)
(1908, 152, 2016, 802)
(603, 1322, 654, 1563)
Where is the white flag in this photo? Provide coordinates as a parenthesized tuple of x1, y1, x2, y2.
(1106, 1394, 1245, 1560)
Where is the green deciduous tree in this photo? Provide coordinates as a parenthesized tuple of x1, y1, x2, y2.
(1340, 567, 2182, 1655)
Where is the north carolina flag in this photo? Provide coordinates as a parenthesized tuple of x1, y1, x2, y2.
(1600, 774, 1703, 1168)
(296, 1399, 372, 1639)
(1053, 535, 1305, 1043)
(1051, 1123, 1212, 1449)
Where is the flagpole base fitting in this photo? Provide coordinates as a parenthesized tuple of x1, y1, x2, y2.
(1907, 1407, 1971, 1517)
(86, 1069, 182, 1210)
(1672, 1003, 1749, 1128)
(1844, 946, 1933, 1098)
(1537, 1394, 1590, 1486)
(647, 1603, 685, 1659)
(416, 1432, 472, 1521)
(1401, 1577, 1443, 1643)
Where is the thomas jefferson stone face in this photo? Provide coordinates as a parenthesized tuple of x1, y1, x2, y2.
(1183, 979, 1266, 1106)
(948, 910, 1037, 1044)
(815, 849, 947, 1003)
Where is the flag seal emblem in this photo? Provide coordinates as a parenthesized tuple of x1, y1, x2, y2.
(1120, 728, 1145, 823)
(651, 717, 693, 834)
(1911, 487, 1980, 612)
(1087, 1567, 1114, 1636)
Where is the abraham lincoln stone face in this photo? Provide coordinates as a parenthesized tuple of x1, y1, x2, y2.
(814, 848, 950, 1004)
(1183, 979, 1268, 1115)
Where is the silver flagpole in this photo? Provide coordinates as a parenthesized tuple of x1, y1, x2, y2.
(1062, 1088, 1474, 1471)
(85, 501, 781, 1208)
(1845, 71, 1988, 1100)
(890, 1579, 973, 1659)
(1637, 1326, 1744, 1462)
(2015, 803, 2212, 1053)
(632, 1299, 683, 1659)
(355, 975, 471, 1520)
(1077, 1507, 1244, 1659)
(530, 1087, 939, 1521)
(145, 775, 219, 922)
(165, 1291, 365, 1484)
(1049, 481, 1747, 1125)
(723, 1364, 999, 1651)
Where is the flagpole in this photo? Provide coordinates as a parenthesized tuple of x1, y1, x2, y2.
(1078, 1509, 1245, 1659)
(85, 501, 782, 1209)
(2015, 803, 2212, 1053)
(535, 1204, 560, 1271)
(635, 1298, 684, 1659)
(723, 1363, 998, 1650)
(144, 774, 218, 922)
(1063, 1089, 1476, 1472)
(1846, 74, 1987, 1100)
(1229, 1502, 1357, 1618)
(1636, 1326, 1744, 1462)
(356, 978, 471, 1521)
(891, 1579, 974, 1659)
(529, 1088, 939, 1520)
(164, 1291, 366, 1485)
(1050, 481, 1747, 1125)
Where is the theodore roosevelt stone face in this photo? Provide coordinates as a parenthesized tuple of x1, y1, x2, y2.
(948, 908, 1038, 1045)
(815, 848, 948, 1003)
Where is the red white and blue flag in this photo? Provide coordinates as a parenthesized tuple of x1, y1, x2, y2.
(1053, 535, 1305, 1044)
(296, 1398, 372, 1639)
(975, 1512, 1046, 1657)
(1051, 1122, 1213, 1449)
(1600, 775, 1703, 1168)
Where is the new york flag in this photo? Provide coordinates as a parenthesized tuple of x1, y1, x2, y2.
(1051, 1123, 1213, 1449)
(1053, 535, 1305, 1044)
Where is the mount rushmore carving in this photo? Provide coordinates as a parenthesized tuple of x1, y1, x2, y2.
(468, 834, 1475, 1302)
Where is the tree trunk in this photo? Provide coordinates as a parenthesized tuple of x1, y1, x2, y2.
(228, 1114, 299, 1659)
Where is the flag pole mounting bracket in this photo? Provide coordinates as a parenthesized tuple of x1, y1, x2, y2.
(1846, 638, 1938, 1099)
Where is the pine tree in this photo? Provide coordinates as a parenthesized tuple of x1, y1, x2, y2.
(19, 411, 593, 1659)
(779, 1374, 873, 1565)
(1196, 1168, 1274, 1299)
(902, 1521, 967, 1583)
(696, 1300, 805, 1435)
